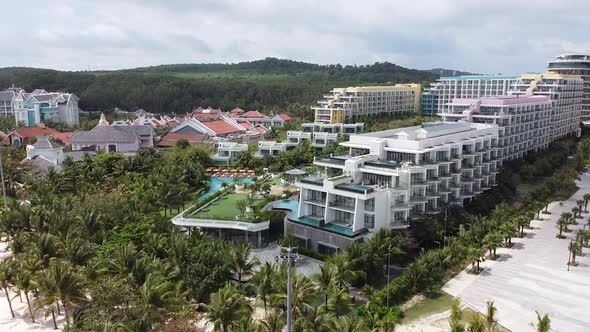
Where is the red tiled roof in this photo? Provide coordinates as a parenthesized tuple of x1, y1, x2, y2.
(238, 121, 255, 130)
(241, 110, 266, 118)
(52, 132, 73, 146)
(158, 133, 207, 147)
(230, 107, 245, 115)
(255, 126, 269, 133)
(202, 120, 244, 136)
(9, 126, 59, 138)
(278, 113, 292, 121)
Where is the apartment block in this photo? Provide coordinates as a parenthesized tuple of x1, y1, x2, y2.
(442, 95, 552, 160)
(509, 73, 583, 139)
(211, 142, 248, 165)
(255, 141, 287, 158)
(290, 122, 499, 253)
(312, 84, 421, 124)
(301, 122, 364, 134)
(434, 75, 519, 114)
(10, 89, 80, 126)
(547, 54, 590, 122)
(420, 88, 439, 117)
(285, 131, 312, 149)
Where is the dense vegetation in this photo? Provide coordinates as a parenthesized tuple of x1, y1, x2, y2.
(0, 58, 437, 114)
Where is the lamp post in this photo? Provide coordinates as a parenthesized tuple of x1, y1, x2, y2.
(276, 245, 296, 332)
(386, 244, 392, 307)
(567, 239, 573, 271)
(0, 153, 7, 210)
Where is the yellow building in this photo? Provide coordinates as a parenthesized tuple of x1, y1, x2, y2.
(312, 84, 421, 124)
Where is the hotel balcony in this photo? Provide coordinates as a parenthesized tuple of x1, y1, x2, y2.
(328, 201, 355, 213)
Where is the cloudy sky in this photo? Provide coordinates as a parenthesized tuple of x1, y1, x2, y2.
(2, 0, 590, 74)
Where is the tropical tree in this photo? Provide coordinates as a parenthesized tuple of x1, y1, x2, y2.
(228, 243, 259, 283)
(467, 314, 486, 332)
(14, 271, 36, 323)
(483, 232, 503, 260)
(259, 309, 285, 332)
(484, 301, 498, 332)
(568, 241, 582, 266)
(572, 207, 581, 223)
(0, 261, 15, 318)
(207, 283, 252, 332)
(576, 199, 584, 215)
(251, 262, 275, 312)
(467, 246, 483, 274)
(327, 286, 353, 317)
(499, 221, 517, 247)
(35, 260, 87, 329)
(556, 217, 568, 239)
(583, 193, 590, 212)
(449, 298, 465, 332)
(327, 253, 366, 289)
(313, 264, 334, 306)
(271, 274, 315, 323)
(532, 311, 551, 332)
(561, 212, 573, 231)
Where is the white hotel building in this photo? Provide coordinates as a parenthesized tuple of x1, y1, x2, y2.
(290, 122, 500, 253)
(441, 95, 553, 161)
(434, 75, 519, 114)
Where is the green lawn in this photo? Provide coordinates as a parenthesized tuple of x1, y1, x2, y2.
(269, 177, 282, 185)
(194, 193, 249, 220)
(402, 292, 454, 323)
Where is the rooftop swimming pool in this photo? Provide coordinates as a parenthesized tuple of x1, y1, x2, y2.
(197, 177, 254, 201)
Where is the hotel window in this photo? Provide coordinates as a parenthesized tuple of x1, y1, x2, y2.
(364, 215, 375, 229)
(364, 198, 375, 212)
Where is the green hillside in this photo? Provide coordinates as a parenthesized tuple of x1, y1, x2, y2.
(0, 58, 437, 115)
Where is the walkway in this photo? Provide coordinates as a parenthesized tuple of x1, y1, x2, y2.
(443, 173, 590, 332)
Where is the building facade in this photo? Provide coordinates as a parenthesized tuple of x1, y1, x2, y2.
(290, 122, 500, 253)
(420, 88, 439, 117)
(301, 122, 364, 134)
(312, 84, 421, 124)
(442, 95, 552, 161)
(434, 75, 519, 114)
(211, 142, 249, 165)
(13, 90, 80, 126)
(255, 141, 287, 158)
(547, 54, 590, 123)
(509, 73, 583, 139)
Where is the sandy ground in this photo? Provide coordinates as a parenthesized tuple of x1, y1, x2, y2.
(444, 172, 590, 332)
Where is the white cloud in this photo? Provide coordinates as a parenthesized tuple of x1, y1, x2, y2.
(1, 0, 590, 73)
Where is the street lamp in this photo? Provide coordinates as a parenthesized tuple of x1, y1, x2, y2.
(386, 244, 392, 307)
(276, 245, 296, 332)
(0, 153, 7, 210)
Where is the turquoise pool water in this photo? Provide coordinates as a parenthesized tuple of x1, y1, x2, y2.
(197, 177, 254, 201)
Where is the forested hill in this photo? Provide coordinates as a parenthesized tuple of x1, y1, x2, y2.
(0, 58, 437, 115)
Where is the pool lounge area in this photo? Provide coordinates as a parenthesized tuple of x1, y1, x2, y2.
(197, 177, 255, 201)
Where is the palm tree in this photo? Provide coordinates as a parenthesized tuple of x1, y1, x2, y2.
(561, 212, 573, 231)
(467, 314, 486, 332)
(0, 261, 15, 318)
(15, 271, 36, 323)
(35, 260, 86, 329)
(327, 286, 353, 317)
(207, 283, 252, 332)
(556, 217, 568, 239)
(139, 273, 186, 329)
(576, 199, 585, 215)
(568, 241, 582, 266)
(251, 262, 275, 312)
(484, 301, 498, 332)
(449, 298, 464, 332)
(499, 222, 517, 247)
(331, 315, 368, 332)
(313, 263, 334, 306)
(572, 207, 581, 224)
(259, 309, 285, 332)
(583, 193, 590, 212)
(271, 274, 315, 323)
(532, 311, 551, 332)
(483, 232, 503, 259)
(327, 253, 366, 289)
(228, 243, 259, 283)
(467, 246, 483, 273)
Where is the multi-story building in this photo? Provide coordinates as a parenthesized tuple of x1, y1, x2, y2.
(420, 88, 439, 117)
(509, 73, 583, 138)
(547, 54, 590, 123)
(301, 122, 364, 134)
(211, 142, 248, 165)
(12, 89, 80, 126)
(289, 122, 499, 253)
(286, 131, 312, 149)
(311, 132, 338, 149)
(255, 141, 287, 158)
(312, 84, 421, 124)
(434, 75, 519, 114)
(442, 95, 552, 161)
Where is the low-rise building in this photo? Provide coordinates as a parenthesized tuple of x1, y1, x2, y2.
(442, 95, 553, 160)
(290, 122, 500, 253)
(3, 125, 72, 146)
(312, 84, 421, 124)
(311, 132, 338, 149)
(211, 142, 249, 165)
(255, 141, 287, 158)
(301, 122, 364, 134)
(12, 89, 80, 126)
(286, 131, 312, 149)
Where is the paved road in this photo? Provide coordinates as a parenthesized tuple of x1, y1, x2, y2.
(444, 173, 590, 332)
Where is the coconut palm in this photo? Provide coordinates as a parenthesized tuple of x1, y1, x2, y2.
(556, 217, 568, 239)
(228, 242, 259, 283)
(572, 207, 581, 224)
(313, 263, 334, 306)
(483, 232, 503, 259)
(259, 309, 285, 332)
(14, 271, 36, 323)
(271, 274, 315, 323)
(295, 304, 335, 332)
(0, 261, 15, 318)
(532, 311, 551, 332)
(327, 253, 366, 289)
(330, 315, 368, 332)
(484, 301, 498, 332)
(449, 298, 465, 332)
(561, 212, 573, 231)
(327, 286, 353, 317)
(35, 260, 86, 329)
(251, 262, 275, 312)
(499, 222, 517, 247)
(467, 314, 486, 332)
(576, 199, 584, 215)
(207, 283, 252, 332)
(583, 193, 590, 212)
(467, 246, 483, 273)
(568, 241, 582, 266)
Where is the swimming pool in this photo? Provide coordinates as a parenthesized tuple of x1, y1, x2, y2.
(197, 177, 255, 201)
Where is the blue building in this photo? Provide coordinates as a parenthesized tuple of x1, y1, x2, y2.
(420, 88, 439, 117)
